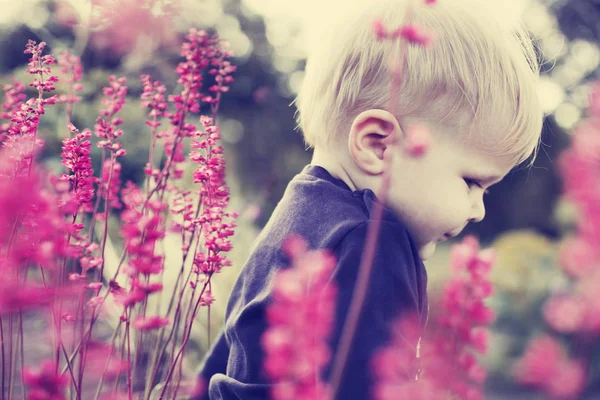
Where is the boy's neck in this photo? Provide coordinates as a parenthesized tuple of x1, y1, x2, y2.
(310, 146, 358, 192)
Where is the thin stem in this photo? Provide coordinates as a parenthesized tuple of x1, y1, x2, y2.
(18, 306, 25, 400)
(0, 313, 4, 399)
(93, 319, 122, 400)
(158, 279, 212, 398)
(126, 312, 133, 400)
(39, 268, 80, 396)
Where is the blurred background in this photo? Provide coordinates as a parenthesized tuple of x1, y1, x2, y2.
(0, 0, 599, 397)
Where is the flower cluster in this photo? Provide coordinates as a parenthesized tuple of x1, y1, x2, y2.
(95, 75, 127, 156)
(516, 336, 585, 399)
(100, 158, 122, 210)
(119, 182, 166, 277)
(57, 51, 84, 121)
(261, 234, 337, 400)
(87, 0, 177, 56)
(0, 28, 237, 398)
(373, 237, 495, 400)
(22, 361, 69, 400)
(2, 41, 58, 175)
(60, 123, 95, 211)
(514, 83, 600, 399)
(140, 74, 168, 129)
(0, 79, 26, 140)
(190, 116, 237, 278)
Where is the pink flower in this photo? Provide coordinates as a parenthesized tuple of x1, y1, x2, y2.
(22, 360, 69, 400)
(89, 0, 177, 56)
(543, 294, 586, 333)
(372, 20, 389, 41)
(57, 51, 83, 107)
(545, 359, 585, 399)
(375, 236, 494, 399)
(0, 79, 26, 138)
(133, 315, 170, 330)
(60, 126, 95, 210)
(394, 24, 435, 47)
(516, 335, 563, 385)
(0, 281, 52, 312)
(403, 123, 431, 157)
(262, 234, 337, 400)
(558, 236, 599, 278)
(99, 158, 122, 209)
(517, 336, 585, 399)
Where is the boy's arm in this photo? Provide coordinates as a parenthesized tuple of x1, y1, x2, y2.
(325, 221, 426, 400)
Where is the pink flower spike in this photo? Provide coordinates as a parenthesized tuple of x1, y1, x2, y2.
(516, 336, 563, 385)
(543, 295, 586, 333)
(133, 316, 169, 330)
(372, 20, 389, 41)
(545, 359, 585, 399)
(402, 123, 431, 157)
(282, 234, 308, 258)
(424, 0, 437, 4)
(22, 360, 69, 399)
(395, 24, 435, 47)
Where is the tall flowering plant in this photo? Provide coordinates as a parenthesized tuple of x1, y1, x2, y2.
(0, 27, 236, 399)
(513, 84, 600, 399)
(371, 237, 496, 400)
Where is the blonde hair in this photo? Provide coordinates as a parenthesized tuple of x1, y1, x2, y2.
(293, 0, 544, 166)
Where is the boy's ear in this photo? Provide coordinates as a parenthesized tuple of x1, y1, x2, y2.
(347, 109, 402, 175)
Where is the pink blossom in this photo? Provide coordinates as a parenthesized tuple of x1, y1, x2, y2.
(374, 236, 494, 399)
(372, 20, 389, 41)
(543, 295, 586, 333)
(60, 125, 95, 210)
(517, 336, 585, 399)
(545, 359, 585, 399)
(57, 51, 83, 107)
(118, 182, 166, 277)
(0, 79, 26, 139)
(516, 335, 563, 385)
(141, 74, 168, 124)
(394, 24, 435, 47)
(89, 0, 177, 56)
(403, 123, 431, 156)
(0, 281, 52, 312)
(22, 360, 69, 400)
(558, 236, 599, 278)
(262, 234, 336, 400)
(133, 315, 170, 330)
(99, 158, 122, 210)
(84, 341, 128, 378)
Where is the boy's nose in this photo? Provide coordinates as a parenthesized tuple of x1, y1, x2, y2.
(469, 198, 486, 223)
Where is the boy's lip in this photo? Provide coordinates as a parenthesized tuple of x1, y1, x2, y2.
(439, 231, 460, 242)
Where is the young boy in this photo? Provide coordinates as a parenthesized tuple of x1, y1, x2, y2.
(195, 0, 543, 398)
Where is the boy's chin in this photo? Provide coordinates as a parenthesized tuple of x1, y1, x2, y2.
(418, 242, 437, 260)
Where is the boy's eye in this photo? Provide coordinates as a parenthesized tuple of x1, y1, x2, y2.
(464, 178, 491, 196)
(463, 178, 481, 188)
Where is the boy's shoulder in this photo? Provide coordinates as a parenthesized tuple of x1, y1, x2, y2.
(235, 164, 421, 286)
(262, 164, 408, 250)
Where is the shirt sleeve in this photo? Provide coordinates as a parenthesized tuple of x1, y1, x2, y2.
(322, 220, 424, 400)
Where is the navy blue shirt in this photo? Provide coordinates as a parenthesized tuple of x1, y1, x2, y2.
(194, 165, 428, 400)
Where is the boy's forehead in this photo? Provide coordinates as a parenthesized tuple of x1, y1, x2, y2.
(431, 122, 519, 179)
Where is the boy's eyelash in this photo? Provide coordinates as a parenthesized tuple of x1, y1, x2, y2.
(464, 178, 481, 188)
(464, 178, 491, 195)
